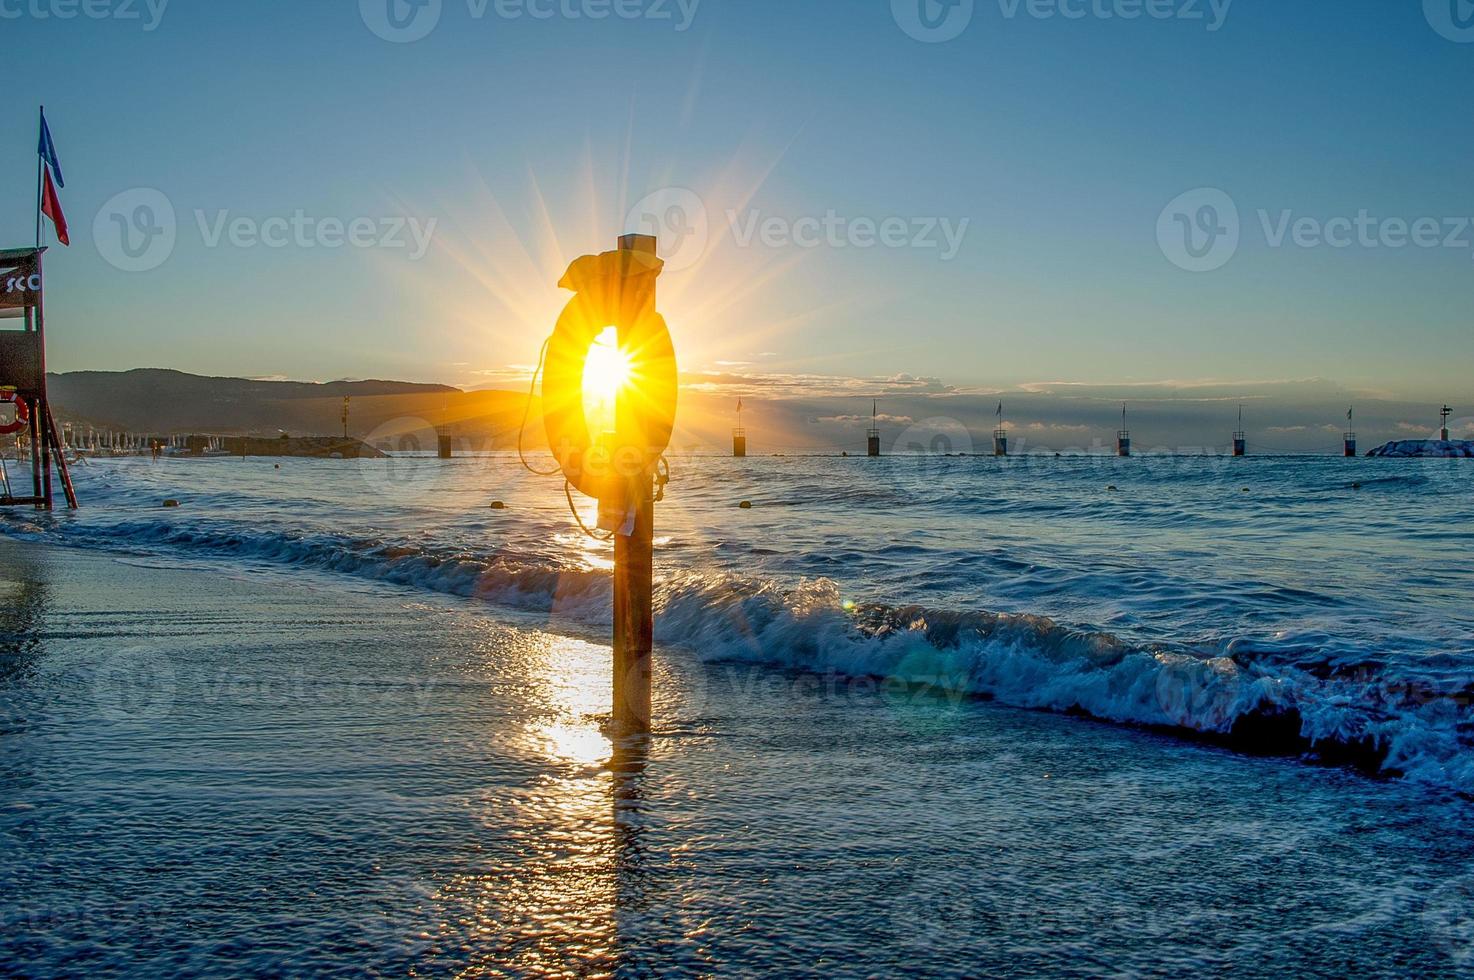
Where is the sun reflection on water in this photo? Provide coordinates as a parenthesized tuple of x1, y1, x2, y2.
(428, 631, 634, 974)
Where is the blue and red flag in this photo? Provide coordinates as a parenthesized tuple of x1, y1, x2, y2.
(37, 109, 68, 246)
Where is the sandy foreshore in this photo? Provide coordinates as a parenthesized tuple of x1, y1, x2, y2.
(3, 535, 1473, 976)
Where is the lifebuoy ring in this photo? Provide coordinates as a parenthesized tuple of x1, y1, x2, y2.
(0, 391, 30, 437)
(542, 248, 677, 501)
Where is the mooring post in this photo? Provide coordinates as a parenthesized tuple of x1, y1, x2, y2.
(613, 472, 654, 731)
(733, 399, 746, 458)
(612, 232, 658, 733)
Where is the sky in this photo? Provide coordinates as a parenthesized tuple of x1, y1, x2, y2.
(2, 0, 1471, 450)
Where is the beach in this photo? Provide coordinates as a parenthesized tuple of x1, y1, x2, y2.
(2, 456, 1473, 975)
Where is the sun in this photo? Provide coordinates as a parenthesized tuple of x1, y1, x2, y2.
(582, 326, 632, 434)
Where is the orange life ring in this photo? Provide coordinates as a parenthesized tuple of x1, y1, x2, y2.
(542, 248, 677, 501)
(0, 391, 29, 437)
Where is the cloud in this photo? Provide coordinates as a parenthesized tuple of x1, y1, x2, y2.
(681, 369, 958, 398)
(1017, 421, 1091, 434)
(1015, 378, 1348, 402)
(817, 413, 915, 425)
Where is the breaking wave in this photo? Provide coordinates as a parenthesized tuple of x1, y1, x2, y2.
(5, 513, 1471, 796)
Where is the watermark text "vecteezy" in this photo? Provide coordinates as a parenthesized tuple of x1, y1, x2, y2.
(0, 0, 168, 30)
(728, 210, 970, 261)
(194, 210, 436, 259)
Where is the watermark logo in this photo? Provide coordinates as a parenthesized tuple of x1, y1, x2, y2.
(624, 187, 970, 263)
(892, 0, 975, 42)
(0, 0, 170, 31)
(625, 187, 709, 272)
(1152, 654, 1243, 730)
(1157, 187, 1240, 272)
(728, 208, 970, 260)
(93, 647, 177, 722)
(360, 0, 442, 42)
(888, 873, 981, 950)
(1160, 189, 1474, 273)
(894, 417, 974, 478)
(193, 210, 436, 258)
(94, 188, 177, 273)
(356, 416, 447, 498)
(997, 0, 1232, 30)
(1425, 875, 1474, 968)
(361, 0, 698, 42)
(1425, 0, 1474, 42)
(93, 189, 437, 271)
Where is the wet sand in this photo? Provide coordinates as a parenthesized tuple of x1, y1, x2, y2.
(2, 537, 1472, 977)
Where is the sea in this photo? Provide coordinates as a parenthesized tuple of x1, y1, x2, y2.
(2, 451, 1473, 976)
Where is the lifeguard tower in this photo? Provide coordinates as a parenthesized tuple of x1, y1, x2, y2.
(0, 247, 75, 509)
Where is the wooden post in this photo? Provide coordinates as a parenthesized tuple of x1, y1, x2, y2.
(612, 233, 658, 734)
(613, 476, 654, 732)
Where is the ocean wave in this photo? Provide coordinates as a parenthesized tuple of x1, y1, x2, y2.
(6, 514, 1472, 795)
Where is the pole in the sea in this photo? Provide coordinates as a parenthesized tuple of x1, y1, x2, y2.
(1117, 403, 1131, 457)
(538, 233, 676, 735)
(1441, 405, 1452, 442)
(993, 401, 1007, 457)
(733, 398, 746, 458)
(341, 397, 350, 440)
(867, 400, 882, 457)
(1233, 404, 1247, 457)
(610, 233, 663, 733)
(1345, 407, 1357, 458)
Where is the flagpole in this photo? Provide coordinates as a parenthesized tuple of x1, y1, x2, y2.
(35, 106, 44, 248)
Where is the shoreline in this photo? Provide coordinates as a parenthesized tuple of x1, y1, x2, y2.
(3, 536, 1473, 974)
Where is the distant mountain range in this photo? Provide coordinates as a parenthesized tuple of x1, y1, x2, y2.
(48, 369, 533, 448)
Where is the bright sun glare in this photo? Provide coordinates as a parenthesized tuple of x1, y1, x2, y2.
(582, 326, 632, 434)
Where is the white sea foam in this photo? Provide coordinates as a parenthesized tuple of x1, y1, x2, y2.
(7, 455, 1471, 795)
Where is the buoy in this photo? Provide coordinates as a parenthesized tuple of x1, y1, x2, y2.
(1106, 485, 1117, 491)
(274, 464, 281, 469)
(739, 500, 752, 509)
(1352, 483, 1362, 490)
(489, 501, 507, 510)
(162, 499, 180, 508)
(1241, 487, 1250, 492)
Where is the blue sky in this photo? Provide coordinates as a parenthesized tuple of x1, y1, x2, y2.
(3, 0, 1472, 419)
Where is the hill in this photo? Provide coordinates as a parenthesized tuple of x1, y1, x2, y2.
(47, 369, 535, 449)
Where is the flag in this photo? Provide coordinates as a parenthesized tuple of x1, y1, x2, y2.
(41, 168, 68, 246)
(996, 401, 1003, 418)
(38, 111, 64, 188)
(1347, 407, 1354, 422)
